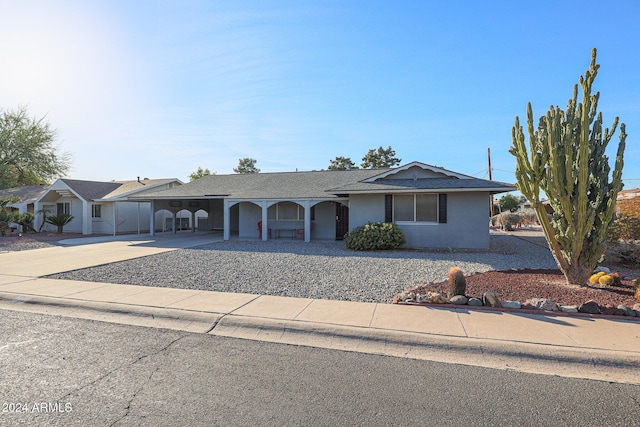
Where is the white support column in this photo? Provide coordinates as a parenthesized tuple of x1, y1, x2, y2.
(304, 200, 311, 243)
(112, 202, 117, 236)
(150, 200, 156, 236)
(261, 201, 268, 241)
(223, 201, 230, 240)
(82, 200, 90, 235)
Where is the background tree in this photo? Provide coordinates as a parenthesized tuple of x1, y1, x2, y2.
(189, 166, 213, 181)
(0, 106, 71, 189)
(498, 194, 520, 212)
(510, 48, 626, 285)
(361, 146, 401, 169)
(328, 156, 358, 170)
(233, 158, 260, 174)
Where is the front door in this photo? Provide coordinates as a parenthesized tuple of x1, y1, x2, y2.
(335, 204, 349, 240)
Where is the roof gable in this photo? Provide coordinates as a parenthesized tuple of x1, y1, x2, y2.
(363, 161, 471, 182)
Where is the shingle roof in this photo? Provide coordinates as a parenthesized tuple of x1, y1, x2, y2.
(329, 178, 516, 193)
(136, 166, 515, 200)
(61, 179, 122, 201)
(0, 185, 49, 203)
(138, 169, 388, 199)
(60, 178, 177, 201)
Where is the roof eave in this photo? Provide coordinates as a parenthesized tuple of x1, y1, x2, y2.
(328, 186, 517, 195)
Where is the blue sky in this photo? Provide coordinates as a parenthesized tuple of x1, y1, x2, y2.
(1, 1, 639, 191)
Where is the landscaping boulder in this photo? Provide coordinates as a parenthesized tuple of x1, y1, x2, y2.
(617, 305, 637, 317)
(467, 298, 483, 307)
(501, 301, 521, 309)
(578, 300, 601, 314)
(449, 295, 468, 305)
(559, 305, 579, 313)
(482, 291, 501, 308)
(421, 292, 448, 304)
(526, 298, 558, 311)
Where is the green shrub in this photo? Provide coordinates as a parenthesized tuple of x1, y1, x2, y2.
(344, 222, 406, 251)
(46, 213, 74, 234)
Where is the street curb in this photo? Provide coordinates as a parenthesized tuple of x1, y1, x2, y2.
(212, 314, 640, 385)
(0, 292, 220, 333)
(2, 292, 640, 385)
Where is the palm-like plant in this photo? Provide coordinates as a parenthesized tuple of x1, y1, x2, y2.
(46, 213, 74, 234)
(0, 197, 20, 237)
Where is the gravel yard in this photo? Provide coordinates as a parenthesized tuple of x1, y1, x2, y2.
(47, 233, 558, 303)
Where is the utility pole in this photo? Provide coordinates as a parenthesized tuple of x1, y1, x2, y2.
(488, 148, 494, 217)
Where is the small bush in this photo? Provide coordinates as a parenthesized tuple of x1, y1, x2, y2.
(497, 212, 521, 230)
(344, 222, 405, 251)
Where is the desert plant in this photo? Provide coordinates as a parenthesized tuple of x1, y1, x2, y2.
(16, 212, 35, 233)
(589, 272, 605, 285)
(0, 197, 20, 236)
(598, 274, 615, 286)
(344, 222, 405, 251)
(447, 267, 467, 298)
(497, 212, 521, 230)
(45, 213, 74, 234)
(510, 49, 626, 285)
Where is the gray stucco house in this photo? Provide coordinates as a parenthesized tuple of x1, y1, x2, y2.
(134, 161, 515, 249)
(22, 178, 183, 235)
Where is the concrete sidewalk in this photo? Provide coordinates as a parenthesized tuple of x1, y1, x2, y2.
(1, 234, 639, 385)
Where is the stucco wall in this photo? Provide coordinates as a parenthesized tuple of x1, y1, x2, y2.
(349, 194, 386, 228)
(311, 201, 336, 240)
(238, 202, 261, 238)
(349, 192, 490, 250)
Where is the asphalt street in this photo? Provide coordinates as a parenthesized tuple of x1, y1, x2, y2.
(1, 309, 640, 426)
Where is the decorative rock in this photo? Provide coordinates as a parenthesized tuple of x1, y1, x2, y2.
(418, 292, 448, 304)
(397, 291, 415, 302)
(482, 291, 501, 308)
(501, 301, 521, 309)
(617, 305, 637, 317)
(559, 305, 579, 313)
(578, 300, 601, 314)
(449, 295, 468, 305)
(593, 266, 611, 274)
(634, 303, 640, 312)
(526, 298, 558, 311)
(467, 297, 483, 307)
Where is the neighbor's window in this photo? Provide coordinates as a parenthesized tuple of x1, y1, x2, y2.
(57, 202, 70, 215)
(394, 194, 438, 222)
(267, 202, 306, 220)
(92, 204, 102, 218)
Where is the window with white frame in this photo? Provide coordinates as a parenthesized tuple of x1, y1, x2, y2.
(393, 194, 438, 222)
(92, 204, 102, 218)
(57, 202, 70, 215)
(267, 202, 305, 220)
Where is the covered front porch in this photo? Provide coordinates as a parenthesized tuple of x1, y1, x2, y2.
(144, 196, 349, 242)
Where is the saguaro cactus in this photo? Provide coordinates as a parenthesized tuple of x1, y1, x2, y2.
(510, 49, 626, 285)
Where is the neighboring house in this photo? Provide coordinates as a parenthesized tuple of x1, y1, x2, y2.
(0, 184, 49, 216)
(616, 187, 640, 217)
(0, 184, 50, 232)
(33, 178, 183, 235)
(132, 162, 515, 249)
